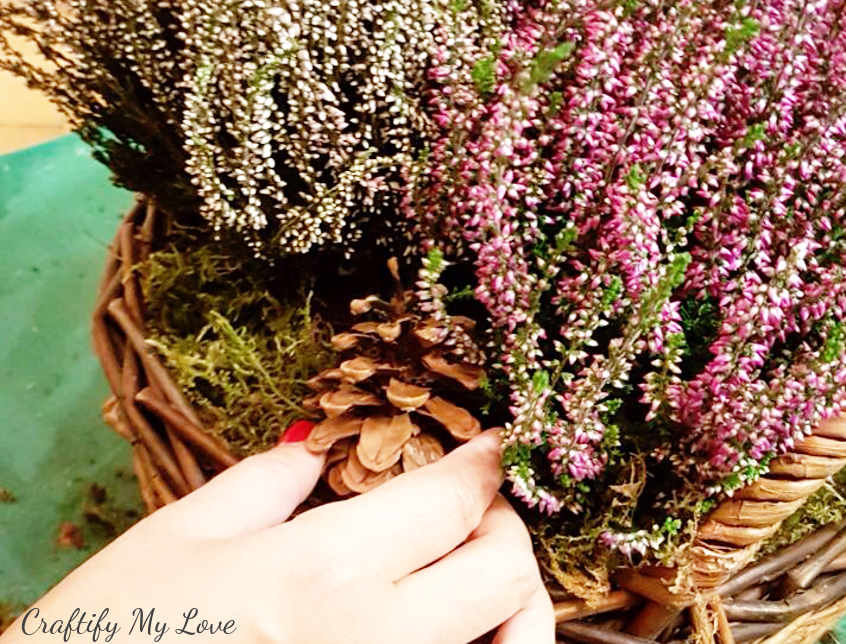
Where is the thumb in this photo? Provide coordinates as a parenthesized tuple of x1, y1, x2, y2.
(157, 429, 325, 539)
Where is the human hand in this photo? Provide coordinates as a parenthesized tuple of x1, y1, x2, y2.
(2, 429, 553, 643)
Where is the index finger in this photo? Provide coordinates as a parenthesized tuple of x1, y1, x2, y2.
(293, 428, 503, 580)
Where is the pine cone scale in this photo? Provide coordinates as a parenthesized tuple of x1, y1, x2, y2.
(385, 378, 431, 411)
(306, 415, 363, 451)
(341, 448, 401, 493)
(357, 415, 417, 472)
(319, 386, 382, 417)
(421, 352, 484, 390)
(422, 397, 481, 441)
(402, 434, 445, 471)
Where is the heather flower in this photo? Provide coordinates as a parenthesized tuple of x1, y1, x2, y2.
(0, 0, 505, 255)
(408, 0, 846, 532)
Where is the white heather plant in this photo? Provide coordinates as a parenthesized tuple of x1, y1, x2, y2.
(0, 0, 505, 255)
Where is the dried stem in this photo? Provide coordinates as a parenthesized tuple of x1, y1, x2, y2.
(119, 222, 144, 328)
(138, 198, 157, 261)
(712, 597, 735, 644)
(723, 571, 846, 622)
(730, 621, 782, 642)
(734, 585, 766, 601)
(555, 591, 640, 623)
(625, 601, 682, 639)
(135, 387, 238, 468)
(94, 271, 122, 318)
(616, 571, 691, 607)
(132, 445, 158, 513)
(107, 298, 203, 426)
(102, 396, 135, 442)
(162, 420, 207, 491)
(134, 441, 176, 506)
(91, 315, 122, 396)
(717, 522, 844, 597)
(558, 621, 660, 644)
(782, 526, 846, 594)
(120, 344, 191, 496)
(689, 600, 715, 643)
(823, 552, 846, 574)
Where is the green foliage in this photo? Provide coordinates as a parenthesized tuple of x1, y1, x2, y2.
(555, 225, 578, 252)
(425, 247, 445, 273)
(634, 253, 690, 324)
(527, 41, 575, 87)
(532, 370, 551, 393)
(443, 285, 476, 302)
(717, 452, 774, 494)
(472, 55, 497, 96)
(601, 424, 621, 454)
(823, 322, 846, 363)
(502, 443, 534, 485)
(534, 225, 577, 263)
(599, 400, 623, 455)
(818, 224, 846, 265)
(661, 517, 681, 536)
(547, 90, 564, 114)
(602, 398, 624, 418)
(695, 497, 717, 515)
(742, 122, 767, 147)
(621, 0, 639, 16)
(679, 295, 720, 364)
(139, 240, 337, 456)
(721, 472, 743, 493)
(724, 17, 760, 56)
(502, 442, 533, 467)
(784, 142, 803, 159)
(601, 276, 624, 309)
(668, 253, 692, 289)
(625, 164, 646, 191)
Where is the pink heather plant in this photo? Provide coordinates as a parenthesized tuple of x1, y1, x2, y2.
(406, 0, 846, 534)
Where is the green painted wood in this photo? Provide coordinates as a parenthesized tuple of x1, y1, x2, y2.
(0, 135, 142, 610)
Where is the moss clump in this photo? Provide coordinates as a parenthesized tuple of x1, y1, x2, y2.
(529, 456, 709, 602)
(758, 468, 846, 558)
(138, 238, 337, 457)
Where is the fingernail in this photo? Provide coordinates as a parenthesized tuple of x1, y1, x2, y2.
(279, 420, 316, 445)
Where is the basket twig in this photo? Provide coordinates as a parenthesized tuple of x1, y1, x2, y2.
(558, 620, 660, 644)
(92, 198, 237, 509)
(136, 388, 238, 468)
(717, 521, 845, 597)
(554, 591, 640, 623)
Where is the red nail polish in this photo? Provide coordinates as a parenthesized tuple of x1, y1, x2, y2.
(279, 420, 316, 444)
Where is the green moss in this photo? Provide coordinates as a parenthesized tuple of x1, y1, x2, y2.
(531, 453, 718, 602)
(758, 468, 846, 557)
(138, 239, 337, 457)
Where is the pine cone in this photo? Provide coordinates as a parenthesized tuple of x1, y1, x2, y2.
(303, 259, 486, 496)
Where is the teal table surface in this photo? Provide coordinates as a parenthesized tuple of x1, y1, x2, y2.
(1, 135, 845, 641)
(0, 135, 142, 616)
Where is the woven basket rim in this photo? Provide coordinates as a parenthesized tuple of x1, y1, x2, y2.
(92, 196, 846, 644)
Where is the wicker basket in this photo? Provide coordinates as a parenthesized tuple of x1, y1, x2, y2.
(93, 197, 846, 644)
